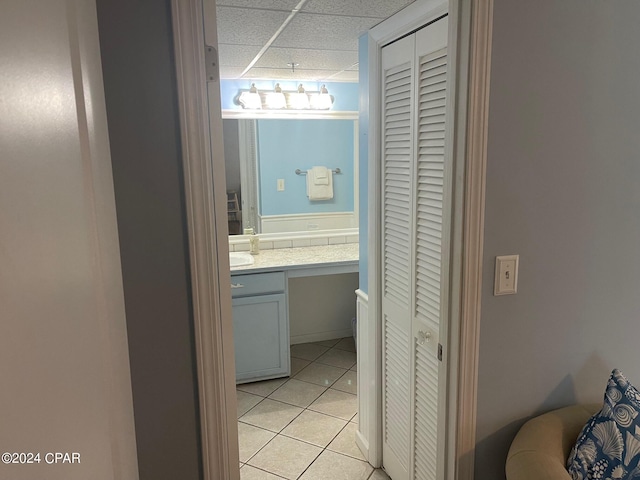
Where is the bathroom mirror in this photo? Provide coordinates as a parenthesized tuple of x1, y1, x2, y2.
(223, 116, 359, 236)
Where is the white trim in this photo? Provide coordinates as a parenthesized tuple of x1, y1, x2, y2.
(355, 290, 375, 464)
(237, 119, 259, 232)
(365, 14, 383, 471)
(369, 0, 448, 46)
(260, 212, 357, 234)
(450, 2, 493, 479)
(221, 109, 359, 120)
(171, 1, 239, 480)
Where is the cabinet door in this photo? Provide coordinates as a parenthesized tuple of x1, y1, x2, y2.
(233, 293, 290, 383)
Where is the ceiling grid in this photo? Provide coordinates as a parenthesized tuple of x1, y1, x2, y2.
(215, 0, 416, 82)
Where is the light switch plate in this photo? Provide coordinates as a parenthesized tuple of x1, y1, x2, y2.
(277, 179, 285, 191)
(494, 254, 519, 296)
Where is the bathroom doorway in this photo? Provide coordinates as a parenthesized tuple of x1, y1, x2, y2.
(172, 0, 493, 478)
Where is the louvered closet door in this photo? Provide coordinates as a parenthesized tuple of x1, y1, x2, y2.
(412, 18, 449, 480)
(381, 15, 449, 480)
(381, 33, 416, 480)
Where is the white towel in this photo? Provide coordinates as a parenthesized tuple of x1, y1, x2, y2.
(311, 166, 329, 185)
(306, 166, 334, 200)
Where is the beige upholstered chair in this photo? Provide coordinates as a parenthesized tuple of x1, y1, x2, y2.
(506, 404, 601, 480)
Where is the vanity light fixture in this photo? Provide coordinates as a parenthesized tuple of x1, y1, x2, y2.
(235, 83, 335, 111)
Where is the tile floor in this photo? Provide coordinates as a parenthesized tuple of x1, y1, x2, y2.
(236, 337, 390, 480)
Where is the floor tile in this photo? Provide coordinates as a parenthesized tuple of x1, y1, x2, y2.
(281, 410, 347, 447)
(334, 337, 356, 352)
(290, 343, 329, 361)
(368, 468, 391, 480)
(352, 412, 359, 424)
(308, 388, 358, 420)
(299, 450, 372, 480)
(290, 357, 310, 376)
(240, 464, 286, 479)
(350, 363, 357, 372)
(316, 348, 357, 369)
(268, 378, 326, 408)
(313, 338, 341, 347)
(237, 422, 275, 463)
(237, 378, 287, 397)
(293, 362, 347, 387)
(248, 435, 322, 480)
(237, 390, 263, 417)
(327, 422, 365, 460)
(369, 469, 391, 480)
(332, 370, 357, 395)
(239, 398, 303, 432)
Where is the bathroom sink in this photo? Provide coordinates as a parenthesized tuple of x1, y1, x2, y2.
(229, 252, 254, 267)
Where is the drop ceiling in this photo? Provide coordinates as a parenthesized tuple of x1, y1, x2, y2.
(215, 0, 416, 82)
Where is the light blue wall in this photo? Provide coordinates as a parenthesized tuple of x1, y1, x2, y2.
(257, 119, 355, 216)
(358, 34, 369, 294)
(220, 80, 359, 112)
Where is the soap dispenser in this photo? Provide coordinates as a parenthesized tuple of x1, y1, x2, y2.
(244, 227, 260, 255)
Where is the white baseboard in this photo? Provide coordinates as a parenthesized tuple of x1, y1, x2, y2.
(290, 328, 353, 345)
(260, 212, 356, 234)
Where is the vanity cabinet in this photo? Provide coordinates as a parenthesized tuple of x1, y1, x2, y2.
(230, 271, 289, 383)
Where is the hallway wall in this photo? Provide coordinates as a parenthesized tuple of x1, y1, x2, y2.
(476, 1, 640, 478)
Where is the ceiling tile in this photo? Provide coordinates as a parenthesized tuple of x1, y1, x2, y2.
(216, 0, 299, 11)
(302, 0, 415, 19)
(218, 44, 262, 67)
(272, 13, 379, 51)
(219, 66, 247, 79)
(324, 70, 359, 82)
(216, 6, 289, 46)
(242, 67, 357, 82)
(255, 47, 358, 72)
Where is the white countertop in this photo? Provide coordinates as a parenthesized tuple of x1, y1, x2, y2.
(230, 243, 359, 275)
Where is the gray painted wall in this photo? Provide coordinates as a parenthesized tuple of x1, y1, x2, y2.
(475, 1, 640, 478)
(96, 1, 203, 479)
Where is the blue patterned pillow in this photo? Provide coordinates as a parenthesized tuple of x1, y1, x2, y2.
(567, 369, 640, 480)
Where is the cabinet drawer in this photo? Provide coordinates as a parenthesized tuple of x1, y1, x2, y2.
(230, 271, 285, 298)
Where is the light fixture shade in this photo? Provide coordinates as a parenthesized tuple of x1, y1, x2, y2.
(238, 91, 262, 109)
(265, 92, 286, 109)
(310, 93, 334, 110)
(288, 92, 310, 110)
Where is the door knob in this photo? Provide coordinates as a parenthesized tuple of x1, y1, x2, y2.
(417, 330, 431, 345)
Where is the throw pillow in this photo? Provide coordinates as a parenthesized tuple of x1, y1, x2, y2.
(567, 369, 640, 480)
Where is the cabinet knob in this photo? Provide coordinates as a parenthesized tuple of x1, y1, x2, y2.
(417, 330, 431, 345)
(231, 283, 245, 289)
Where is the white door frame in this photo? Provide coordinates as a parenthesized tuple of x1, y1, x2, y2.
(169, 0, 493, 479)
